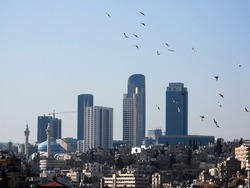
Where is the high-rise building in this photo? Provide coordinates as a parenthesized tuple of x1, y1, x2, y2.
(123, 74, 146, 147)
(50, 118, 62, 140)
(37, 116, 61, 143)
(37, 116, 52, 143)
(165, 82, 188, 135)
(84, 106, 113, 151)
(77, 94, 94, 140)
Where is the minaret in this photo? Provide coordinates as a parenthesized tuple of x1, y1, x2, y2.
(24, 124, 30, 159)
(46, 123, 52, 158)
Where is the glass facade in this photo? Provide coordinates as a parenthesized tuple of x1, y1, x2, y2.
(37, 116, 52, 143)
(123, 74, 146, 147)
(77, 94, 94, 140)
(165, 83, 188, 135)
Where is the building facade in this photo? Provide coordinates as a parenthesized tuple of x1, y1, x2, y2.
(235, 145, 250, 169)
(102, 171, 149, 188)
(37, 116, 51, 143)
(50, 118, 62, 140)
(84, 106, 113, 151)
(77, 94, 94, 140)
(123, 74, 146, 147)
(165, 82, 188, 136)
(37, 116, 61, 143)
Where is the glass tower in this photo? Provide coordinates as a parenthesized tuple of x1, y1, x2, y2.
(165, 82, 188, 135)
(37, 116, 52, 143)
(37, 115, 61, 143)
(123, 74, 146, 147)
(77, 94, 94, 140)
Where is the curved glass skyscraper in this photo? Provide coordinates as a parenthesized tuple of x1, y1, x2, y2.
(123, 74, 146, 147)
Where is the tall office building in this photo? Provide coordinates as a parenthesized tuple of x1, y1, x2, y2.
(77, 94, 94, 140)
(50, 118, 62, 139)
(37, 116, 51, 143)
(84, 106, 113, 151)
(123, 74, 146, 147)
(37, 116, 61, 143)
(165, 82, 188, 135)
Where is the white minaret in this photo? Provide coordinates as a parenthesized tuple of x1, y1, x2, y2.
(24, 124, 30, 159)
(46, 123, 52, 158)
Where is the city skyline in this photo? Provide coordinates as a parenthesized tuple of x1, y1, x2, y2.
(1, 1, 250, 143)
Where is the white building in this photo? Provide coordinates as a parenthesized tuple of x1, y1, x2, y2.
(102, 171, 149, 188)
(235, 145, 250, 169)
(84, 106, 113, 151)
(123, 87, 144, 147)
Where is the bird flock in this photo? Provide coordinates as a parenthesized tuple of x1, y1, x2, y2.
(104, 10, 249, 131)
(199, 66, 248, 129)
(105, 10, 193, 55)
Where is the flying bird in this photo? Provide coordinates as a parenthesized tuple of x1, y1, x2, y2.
(245, 107, 249, 112)
(192, 47, 197, 52)
(200, 116, 205, 121)
(157, 51, 161, 55)
(156, 104, 160, 110)
(214, 76, 219, 82)
(219, 93, 224, 98)
(140, 22, 146, 26)
(213, 119, 219, 128)
(237, 63, 242, 67)
(105, 12, 111, 18)
(134, 45, 139, 49)
(133, 34, 139, 38)
(124, 32, 129, 38)
(168, 49, 175, 52)
(177, 107, 181, 113)
(139, 11, 145, 16)
(163, 43, 169, 47)
(217, 101, 222, 107)
(172, 98, 177, 103)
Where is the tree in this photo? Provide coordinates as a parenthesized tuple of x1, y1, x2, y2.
(169, 153, 176, 169)
(239, 138, 243, 146)
(0, 168, 8, 188)
(186, 148, 192, 166)
(115, 156, 124, 170)
(214, 138, 223, 157)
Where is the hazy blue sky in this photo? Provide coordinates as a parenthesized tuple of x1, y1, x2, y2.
(1, 1, 250, 144)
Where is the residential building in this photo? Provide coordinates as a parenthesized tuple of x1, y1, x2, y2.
(166, 82, 188, 135)
(84, 106, 113, 151)
(77, 94, 94, 140)
(102, 171, 149, 188)
(0, 153, 26, 187)
(235, 145, 250, 169)
(123, 74, 146, 147)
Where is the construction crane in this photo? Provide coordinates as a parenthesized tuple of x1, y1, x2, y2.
(48, 110, 76, 119)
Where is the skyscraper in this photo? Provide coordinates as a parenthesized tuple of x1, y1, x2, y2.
(84, 106, 113, 151)
(37, 115, 61, 143)
(37, 116, 52, 143)
(50, 118, 62, 140)
(123, 74, 146, 147)
(165, 82, 188, 135)
(77, 94, 94, 140)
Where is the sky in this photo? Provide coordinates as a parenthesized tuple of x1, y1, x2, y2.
(0, 1, 250, 144)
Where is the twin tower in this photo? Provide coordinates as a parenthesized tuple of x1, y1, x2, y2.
(77, 74, 188, 148)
